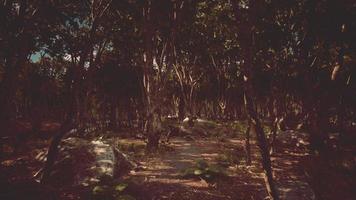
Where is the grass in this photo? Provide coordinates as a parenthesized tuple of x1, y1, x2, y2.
(90, 175, 136, 200)
(230, 120, 249, 133)
(216, 150, 240, 167)
(180, 159, 228, 183)
(116, 139, 146, 158)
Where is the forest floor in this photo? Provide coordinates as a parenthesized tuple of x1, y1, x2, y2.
(121, 130, 315, 200)
(2, 120, 355, 200)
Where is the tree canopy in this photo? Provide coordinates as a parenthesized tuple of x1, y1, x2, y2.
(1, 1, 356, 200)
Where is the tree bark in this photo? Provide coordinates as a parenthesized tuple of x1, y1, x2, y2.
(245, 92, 279, 200)
(231, 1, 279, 199)
(0, 57, 28, 161)
(142, 0, 161, 150)
(178, 93, 186, 121)
(109, 98, 118, 130)
(40, 119, 74, 184)
(41, 64, 78, 184)
(269, 117, 279, 155)
(245, 119, 252, 166)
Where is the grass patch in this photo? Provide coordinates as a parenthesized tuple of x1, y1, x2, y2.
(231, 120, 248, 133)
(117, 140, 146, 158)
(216, 150, 240, 167)
(195, 119, 219, 129)
(180, 159, 227, 183)
(90, 175, 136, 200)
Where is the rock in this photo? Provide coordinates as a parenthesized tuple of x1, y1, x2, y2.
(47, 137, 135, 187)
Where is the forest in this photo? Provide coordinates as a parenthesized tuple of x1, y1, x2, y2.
(0, 0, 355, 199)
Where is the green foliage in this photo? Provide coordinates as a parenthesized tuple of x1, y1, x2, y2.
(114, 183, 129, 193)
(216, 150, 240, 167)
(117, 141, 145, 154)
(180, 159, 227, 182)
(196, 120, 219, 129)
(231, 121, 248, 133)
(263, 125, 272, 135)
(90, 176, 135, 200)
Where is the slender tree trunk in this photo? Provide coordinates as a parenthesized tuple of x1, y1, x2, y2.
(40, 119, 74, 184)
(142, 0, 162, 150)
(31, 106, 43, 136)
(245, 94, 279, 200)
(0, 58, 27, 161)
(41, 64, 78, 183)
(309, 106, 329, 154)
(269, 117, 279, 155)
(178, 93, 185, 121)
(145, 109, 162, 150)
(245, 119, 252, 166)
(109, 98, 118, 130)
(231, 1, 279, 199)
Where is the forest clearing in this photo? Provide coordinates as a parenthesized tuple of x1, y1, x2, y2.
(0, 0, 355, 200)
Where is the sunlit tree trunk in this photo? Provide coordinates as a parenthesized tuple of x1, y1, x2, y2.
(268, 97, 282, 155)
(142, 0, 161, 150)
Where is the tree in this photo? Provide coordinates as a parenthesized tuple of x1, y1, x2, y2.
(231, 1, 279, 199)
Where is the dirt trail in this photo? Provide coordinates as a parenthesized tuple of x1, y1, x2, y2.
(271, 131, 315, 200)
(128, 138, 255, 200)
(132, 139, 224, 185)
(126, 131, 316, 200)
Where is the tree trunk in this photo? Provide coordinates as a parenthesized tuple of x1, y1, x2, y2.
(0, 57, 25, 122)
(109, 98, 118, 130)
(231, 1, 279, 199)
(269, 117, 279, 155)
(245, 93, 279, 200)
(309, 108, 328, 154)
(142, 0, 161, 150)
(0, 58, 27, 161)
(178, 93, 185, 121)
(145, 107, 162, 150)
(41, 65, 78, 184)
(40, 119, 74, 184)
(245, 119, 252, 166)
(31, 107, 43, 136)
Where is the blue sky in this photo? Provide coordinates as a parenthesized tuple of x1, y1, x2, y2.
(30, 51, 42, 63)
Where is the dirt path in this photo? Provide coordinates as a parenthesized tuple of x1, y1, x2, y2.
(132, 139, 231, 187)
(125, 132, 315, 200)
(127, 139, 229, 199)
(271, 131, 315, 200)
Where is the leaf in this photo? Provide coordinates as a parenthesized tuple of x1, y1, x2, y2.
(115, 183, 128, 192)
(92, 185, 109, 195)
(194, 169, 203, 175)
(195, 159, 208, 169)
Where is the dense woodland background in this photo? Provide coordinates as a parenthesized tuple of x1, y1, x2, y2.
(0, 0, 356, 200)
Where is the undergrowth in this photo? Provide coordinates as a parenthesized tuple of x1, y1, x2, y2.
(180, 159, 227, 183)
